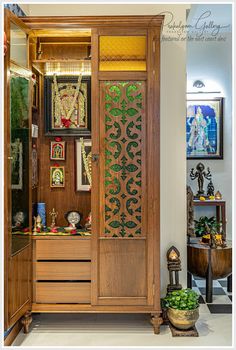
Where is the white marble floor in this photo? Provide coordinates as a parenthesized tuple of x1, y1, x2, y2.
(12, 305, 232, 347)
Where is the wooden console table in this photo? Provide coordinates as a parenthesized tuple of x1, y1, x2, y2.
(187, 238, 232, 303)
(193, 200, 226, 235)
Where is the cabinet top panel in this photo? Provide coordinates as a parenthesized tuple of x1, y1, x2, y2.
(20, 15, 164, 30)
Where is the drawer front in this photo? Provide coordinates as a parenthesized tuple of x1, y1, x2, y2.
(36, 262, 91, 280)
(35, 240, 91, 260)
(35, 282, 91, 303)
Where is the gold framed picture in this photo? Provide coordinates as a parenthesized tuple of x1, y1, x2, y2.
(50, 166, 65, 188)
(50, 140, 66, 160)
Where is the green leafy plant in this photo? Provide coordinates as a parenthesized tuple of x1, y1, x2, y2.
(194, 216, 220, 237)
(163, 289, 199, 310)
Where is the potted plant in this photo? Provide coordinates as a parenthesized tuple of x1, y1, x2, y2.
(163, 289, 199, 330)
(194, 216, 224, 246)
(194, 216, 217, 237)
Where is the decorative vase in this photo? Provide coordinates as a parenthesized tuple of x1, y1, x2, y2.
(167, 307, 199, 330)
(37, 202, 46, 227)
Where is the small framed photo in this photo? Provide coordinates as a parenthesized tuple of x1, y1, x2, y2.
(75, 139, 91, 191)
(50, 166, 65, 188)
(186, 98, 223, 159)
(50, 140, 66, 160)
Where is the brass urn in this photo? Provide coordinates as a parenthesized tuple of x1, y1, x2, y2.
(167, 307, 199, 330)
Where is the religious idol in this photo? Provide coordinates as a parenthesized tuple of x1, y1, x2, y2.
(207, 180, 215, 197)
(33, 214, 43, 233)
(65, 210, 82, 229)
(190, 163, 212, 198)
(85, 211, 91, 231)
(13, 211, 25, 229)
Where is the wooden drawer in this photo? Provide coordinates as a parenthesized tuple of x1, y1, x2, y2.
(36, 262, 91, 280)
(35, 282, 91, 303)
(35, 239, 91, 260)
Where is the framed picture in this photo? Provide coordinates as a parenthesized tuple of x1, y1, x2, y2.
(186, 98, 223, 159)
(50, 140, 66, 160)
(75, 139, 91, 191)
(11, 138, 23, 190)
(44, 75, 91, 136)
(50, 166, 65, 188)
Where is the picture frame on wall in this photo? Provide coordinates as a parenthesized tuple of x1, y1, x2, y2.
(75, 139, 91, 191)
(44, 75, 91, 136)
(50, 166, 65, 188)
(50, 140, 66, 160)
(186, 98, 223, 159)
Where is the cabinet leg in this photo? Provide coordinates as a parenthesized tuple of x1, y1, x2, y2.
(21, 311, 32, 334)
(187, 271, 192, 288)
(206, 251, 213, 303)
(150, 313, 163, 334)
(227, 274, 232, 293)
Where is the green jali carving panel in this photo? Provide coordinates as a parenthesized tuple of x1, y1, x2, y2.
(103, 81, 145, 237)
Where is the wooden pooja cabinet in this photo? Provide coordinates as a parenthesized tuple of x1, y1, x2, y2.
(4, 11, 163, 337)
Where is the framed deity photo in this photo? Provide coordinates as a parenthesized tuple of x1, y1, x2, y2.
(44, 75, 91, 136)
(75, 139, 91, 191)
(50, 140, 66, 160)
(186, 98, 223, 159)
(50, 166, 65, 188)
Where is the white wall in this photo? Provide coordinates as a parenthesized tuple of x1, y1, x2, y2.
(28, 4, 188, 295)
(186, 14, 232, 239)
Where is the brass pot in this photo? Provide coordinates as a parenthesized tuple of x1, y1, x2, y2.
(167, 307, 199, 330)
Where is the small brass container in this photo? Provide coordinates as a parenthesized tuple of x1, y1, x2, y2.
(167, 307, 199, 330)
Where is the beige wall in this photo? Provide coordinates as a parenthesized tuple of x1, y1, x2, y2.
(28, 4, 188, 295)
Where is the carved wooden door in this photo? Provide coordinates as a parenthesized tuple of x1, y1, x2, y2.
(91, 28, 160, 308)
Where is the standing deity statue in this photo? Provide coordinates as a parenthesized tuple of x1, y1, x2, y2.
(190, 163, 212, 197)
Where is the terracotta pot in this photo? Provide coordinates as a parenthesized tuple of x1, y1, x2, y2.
(167, 307, 199, 330)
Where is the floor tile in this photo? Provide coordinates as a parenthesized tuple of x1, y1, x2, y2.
(199, 303, 210, 314)
(218, 280, 227, 287)
(209, 295, 232, 304)
(199, 287, 226, 295)
(198, 295, 205, 304)
(223, 287, 232, 295)
(207, 304, 232, 314)
(195, 279, 221, 288)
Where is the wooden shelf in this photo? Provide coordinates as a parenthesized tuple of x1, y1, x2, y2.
(32, 59, 91, 75)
